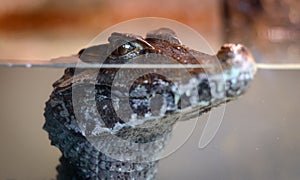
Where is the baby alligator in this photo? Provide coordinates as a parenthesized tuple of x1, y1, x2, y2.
(43, 28, 256, 179)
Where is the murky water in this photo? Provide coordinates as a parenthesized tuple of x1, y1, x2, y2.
(0, 67, 299, 179)
(159, 69, 300, 180)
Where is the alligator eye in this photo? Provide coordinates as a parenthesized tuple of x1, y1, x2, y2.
(112, 42, 135, 56)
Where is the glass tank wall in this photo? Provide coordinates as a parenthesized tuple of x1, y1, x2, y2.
(0, 0, 299, 179)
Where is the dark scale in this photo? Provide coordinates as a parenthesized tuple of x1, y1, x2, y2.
(197, 79, 212, 103)
(44, 28, 256, 179)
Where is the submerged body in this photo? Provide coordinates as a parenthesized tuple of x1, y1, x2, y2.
(44, 28, 256, 179)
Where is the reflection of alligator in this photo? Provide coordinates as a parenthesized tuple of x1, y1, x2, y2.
(43, 28, 256, 179)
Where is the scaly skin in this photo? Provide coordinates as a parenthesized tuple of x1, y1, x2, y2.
(44, 28, 256, 179)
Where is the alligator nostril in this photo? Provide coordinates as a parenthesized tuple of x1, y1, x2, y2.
(238, 46, 249, 56)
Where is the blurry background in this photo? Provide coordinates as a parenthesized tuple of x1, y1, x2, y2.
(0, 0, 221, 60)
(0, 0, 300, 179)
